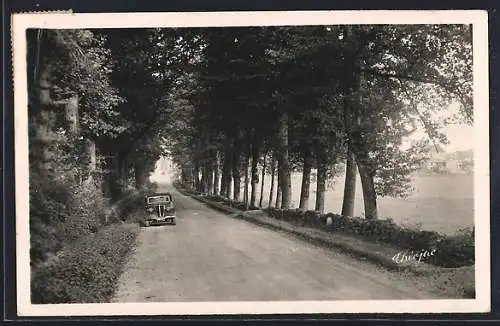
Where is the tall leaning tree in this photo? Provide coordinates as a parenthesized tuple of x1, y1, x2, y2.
(339, 24, 472, 219)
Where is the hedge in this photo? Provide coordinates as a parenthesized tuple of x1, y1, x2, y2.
(202, 194, 260, 211)
(265, 207, 474, 268)
(29, 176, 109, 266)
(173, 182, 259, 211)
(31, 223, 139, 304)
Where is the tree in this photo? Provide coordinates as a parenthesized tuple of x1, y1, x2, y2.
(27, 29, 126, 265)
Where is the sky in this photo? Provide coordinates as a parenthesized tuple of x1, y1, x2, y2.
(403, 123, 474, 153)
(441, 124, 474, 152)
(402, 101, 474, 153)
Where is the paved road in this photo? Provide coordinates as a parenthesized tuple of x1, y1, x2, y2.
(112, 183, 438, 302)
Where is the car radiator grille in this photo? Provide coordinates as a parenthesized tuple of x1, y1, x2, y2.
(156, 205, 172, 217)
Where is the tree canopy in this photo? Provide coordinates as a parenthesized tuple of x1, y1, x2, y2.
(29, 24, 473, 227)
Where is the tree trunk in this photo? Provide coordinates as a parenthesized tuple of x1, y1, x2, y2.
(181, 169, 186, 184)
(276, 185, 282, 208)
(275, 157, 282, 208)
(194, 163, 201, 192)
(277, 112, 292, 209)
(357, 161, 378, 219)
(108, 153, 122, 198)
(65, 95, 79, 135)
(200, 164, 206, 194)
(250, 141, 260, 207)
(213, 151, 220, 196)
(134, 161, 148, 189)
(243, 147, 250, 206)
(225, 147, 233, 199)
(31, 58, 54, 172)
(84, 139, 97, 184)
(187, 167, 194, 189)
(35, 59, 53, 108)
(299, 151, 312, 210)
(224, 143, 234, 199)
(341, 146, 357, 217)
(315, 153, 327, 213)
(118, 153, 129, 192)
(207, 158, 214, 196)
(98, 152, 112, 197)
(259, 151, 267, 207)
(183, 166, 193, 187)
(268, 153, 276, 208)
(220, 154, 226, 196)
(221, 138, 232, 197)
(232, 136, 242, 201)
(225, 163, 232, 199)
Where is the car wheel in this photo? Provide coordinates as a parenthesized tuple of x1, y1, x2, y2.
(171, 219, 176, 225)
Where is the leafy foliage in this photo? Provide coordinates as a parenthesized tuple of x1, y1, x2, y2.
(41, 30, 126, 139)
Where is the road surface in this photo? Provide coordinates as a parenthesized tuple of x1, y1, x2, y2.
(112, 183, 439, 302)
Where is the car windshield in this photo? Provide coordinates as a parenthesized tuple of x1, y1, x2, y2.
(147, 195, 172, 204)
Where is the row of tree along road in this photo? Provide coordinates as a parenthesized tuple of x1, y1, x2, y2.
(172, 25, 472, 221)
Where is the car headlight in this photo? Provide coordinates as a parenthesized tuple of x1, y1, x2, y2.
(147, 208, 154, 213)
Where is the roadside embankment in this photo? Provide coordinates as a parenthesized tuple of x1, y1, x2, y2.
(31, 183, 156, 304)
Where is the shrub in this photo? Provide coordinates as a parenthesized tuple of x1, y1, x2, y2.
(29, 219, 64, 266)
(31, 223, 139, 304)
(61, 181, 108, 242)
(110, 182, 168, 225)
(432, 228, 475, 267)
(113, 188, 149, 221)
(29, 175, 71, 265)
(123, 206, 149, 226)
(29, 173, 110, 265)
(204, 194, 219, 201)
(202, 195, 259, 211)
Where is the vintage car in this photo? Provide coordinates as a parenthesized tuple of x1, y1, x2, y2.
(144, 192, 176, 226)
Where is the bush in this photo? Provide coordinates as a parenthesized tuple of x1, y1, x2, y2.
(127, 209, 148, 226)
(29, 173, 110, 265)
(29, 175, 71, 265)
(61, 181, 108, 242)
(31, 223, 139, 304)
(201, 194, 259, 211)
(29, 219, 64, 266)
(432, 228, 475, 267)
(109, 181, 163, 225)
(113, 189, 145, 220)
(112, 183, 158, 222)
